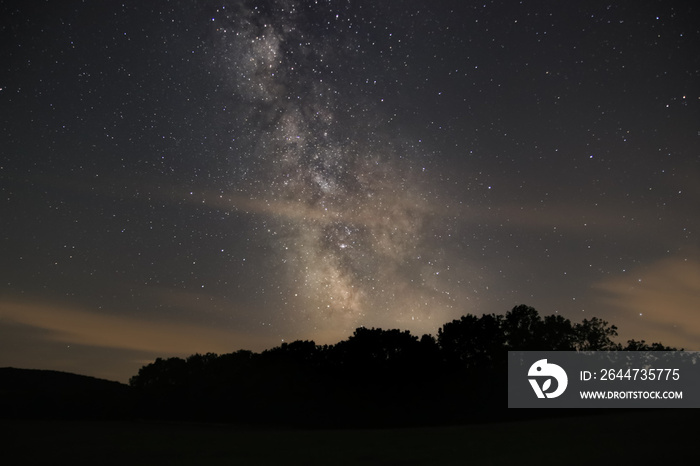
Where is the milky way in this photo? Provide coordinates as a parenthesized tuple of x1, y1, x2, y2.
(209, 1, 460, 336)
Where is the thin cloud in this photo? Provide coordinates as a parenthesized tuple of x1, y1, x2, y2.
(0, 299, 277, 356)
(593, 255, 700, 350)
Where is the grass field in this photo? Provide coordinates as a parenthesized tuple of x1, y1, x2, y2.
(1, 410, 696, 465)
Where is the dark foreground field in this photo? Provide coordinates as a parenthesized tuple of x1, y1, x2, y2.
(1, 409, 696, 465)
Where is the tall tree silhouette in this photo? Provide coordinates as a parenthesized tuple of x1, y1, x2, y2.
(503, 304, 544, 350)
(437, 313, 505, 367)
(540, 314, 576, 350)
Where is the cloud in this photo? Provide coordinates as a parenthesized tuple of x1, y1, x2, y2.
(0, 319, 155, 383)
(0, 298, 277, 356)
(592, 255, 700, 350)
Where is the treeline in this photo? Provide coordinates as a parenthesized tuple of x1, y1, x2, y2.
(129, 305, 677, 427)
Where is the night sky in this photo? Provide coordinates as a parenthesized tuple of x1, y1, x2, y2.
(2, 0, 698, 383)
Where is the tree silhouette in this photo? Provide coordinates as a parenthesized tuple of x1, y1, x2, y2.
(129, 356, 188, 390)
(438, 313, 505, 367)
(623, 339, 680, 351)
(540, 314, 576, 350)
(332, 327, 421, 367)
(573, 317, 620, 351)
(126, 304, 681, 427)
(503, 304, 544, 350)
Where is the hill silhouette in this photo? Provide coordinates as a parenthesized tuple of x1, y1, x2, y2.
(0, 367, 133, 420)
